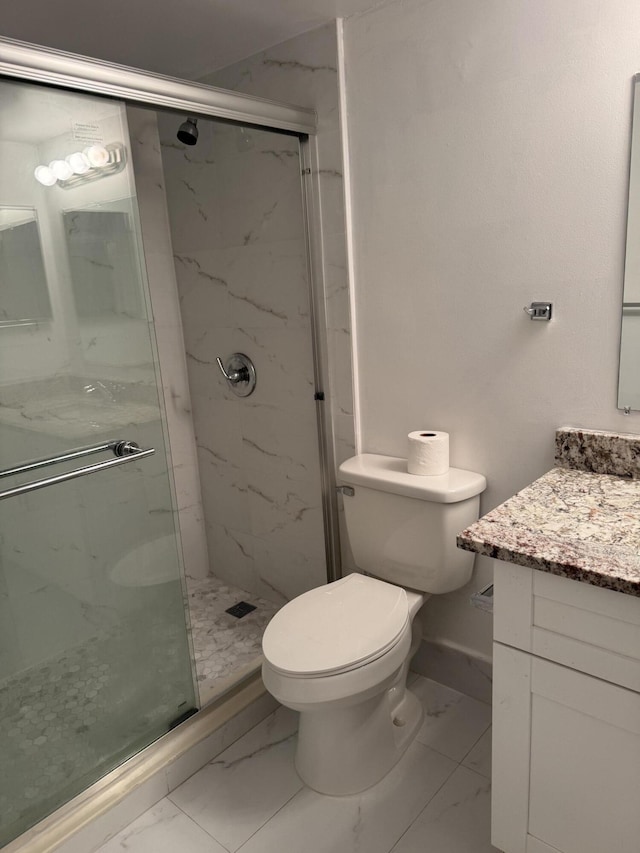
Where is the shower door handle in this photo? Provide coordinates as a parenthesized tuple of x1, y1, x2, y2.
(0, 440, 155, 501)
(0, 439, 142, 479)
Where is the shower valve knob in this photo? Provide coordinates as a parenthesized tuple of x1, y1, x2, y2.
(216, 353, 256, 397)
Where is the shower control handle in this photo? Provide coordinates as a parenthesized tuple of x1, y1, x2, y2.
(216, 353, 256, 397)
(216, 357, 247, 384)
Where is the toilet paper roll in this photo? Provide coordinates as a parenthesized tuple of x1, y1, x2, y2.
(407, 431, 450, 476)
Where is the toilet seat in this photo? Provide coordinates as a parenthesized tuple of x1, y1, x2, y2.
(262, 574, 410, 678)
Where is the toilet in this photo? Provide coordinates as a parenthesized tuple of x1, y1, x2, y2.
(261, 453, 486, 795)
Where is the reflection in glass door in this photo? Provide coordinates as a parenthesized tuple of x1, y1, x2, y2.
(0, 80, 197, 845)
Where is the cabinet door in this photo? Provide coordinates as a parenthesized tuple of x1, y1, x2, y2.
(493, 643, 640, 853)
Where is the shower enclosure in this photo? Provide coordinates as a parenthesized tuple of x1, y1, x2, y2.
(0, 79, 199, 846)
(0, 38, 337, 849)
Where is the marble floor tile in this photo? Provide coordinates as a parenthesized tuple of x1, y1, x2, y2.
(97, 799, 227, 853)
(390, 766, 497, 853)
(80, 675, 497, 853)
(410, 675, 492, 762)
(462, 727, 492, 779)
(236, 740, 456, 853)
(168, 707, 303, 851)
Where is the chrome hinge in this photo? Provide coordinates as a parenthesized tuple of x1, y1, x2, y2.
(336, 485, 354, 497)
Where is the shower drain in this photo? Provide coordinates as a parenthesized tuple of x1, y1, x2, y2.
(225, 601, 257, 618)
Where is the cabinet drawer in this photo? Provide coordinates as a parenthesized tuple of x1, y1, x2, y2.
(494, 560, 640, 691)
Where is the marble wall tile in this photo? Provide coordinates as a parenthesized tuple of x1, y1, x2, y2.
(334, 413, 356, 467)
(251, 537, 327, 602)
(208, 24, 340, 132)
(217, 241, 311, 330)
(198, 451, 250, 536)
(217, 144, 304, 250)
(245, 470, 324, 553)
(183, 332, 240, 404)
(232, 327, 315, 407)
(155, 119, 222, 257)
(160, 107, 328, 602)
(199, 22, 356, 582)
(193, 395, 245, 467)
(176, 502, 209, 587)
(173, 250, 235, 332)
(240, 400, 321, 483)
(328, 327, 355, 420)
(322, 230, 351, 325)
(205, 522, 256, 592)
(336, 503, 358, 576)
(128, 107, 210, 581)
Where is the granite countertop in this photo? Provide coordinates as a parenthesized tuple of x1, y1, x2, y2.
(457, 427, 640, 597)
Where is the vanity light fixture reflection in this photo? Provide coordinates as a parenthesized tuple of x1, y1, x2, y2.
(49, 159, 74, 181)
(33, 165, 57, 186)
(66, 151, 91, 174)
(33, 143, 126, 189)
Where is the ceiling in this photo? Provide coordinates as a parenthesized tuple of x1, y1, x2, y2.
(1, 0, 377, 81)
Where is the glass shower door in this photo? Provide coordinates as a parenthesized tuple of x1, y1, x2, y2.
(0, 80, 197, 846)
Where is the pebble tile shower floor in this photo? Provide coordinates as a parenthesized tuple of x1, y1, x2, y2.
(185, 575, 278, 705)
(0, 574, 278, 843)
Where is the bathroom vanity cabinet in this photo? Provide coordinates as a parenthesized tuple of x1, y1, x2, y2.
(455, 428, 640, 853)
(491, 561, 640, 853)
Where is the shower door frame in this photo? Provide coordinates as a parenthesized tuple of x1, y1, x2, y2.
(0, 35, 343, 583)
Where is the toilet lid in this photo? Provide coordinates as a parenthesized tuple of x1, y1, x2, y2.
(262, 574, 410, 677)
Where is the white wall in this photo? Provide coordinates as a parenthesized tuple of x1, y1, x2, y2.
(342, 0, 640, 660)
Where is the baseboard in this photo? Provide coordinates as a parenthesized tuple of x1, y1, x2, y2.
(410, 639, 493, 704)
(6, 672, 278, 853)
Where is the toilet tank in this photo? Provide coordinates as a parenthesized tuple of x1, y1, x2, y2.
(338, 454, 486, 594)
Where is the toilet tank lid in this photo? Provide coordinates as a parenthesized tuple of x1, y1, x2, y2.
(338, 454, 486, 503)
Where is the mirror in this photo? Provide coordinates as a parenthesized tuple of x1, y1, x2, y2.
(619, 76, 640, 410)
(63, 202, 145, 320)
(0, 207, 52, 325)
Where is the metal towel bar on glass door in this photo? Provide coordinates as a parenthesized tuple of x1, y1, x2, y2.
(0, 439, 155, 501)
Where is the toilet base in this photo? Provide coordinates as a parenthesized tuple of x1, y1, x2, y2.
(294, 683, 423, 796)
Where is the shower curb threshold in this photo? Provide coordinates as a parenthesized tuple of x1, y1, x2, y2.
(5, 671, 277, 853)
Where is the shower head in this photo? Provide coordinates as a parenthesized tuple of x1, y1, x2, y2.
(177, 117, 199, 146)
